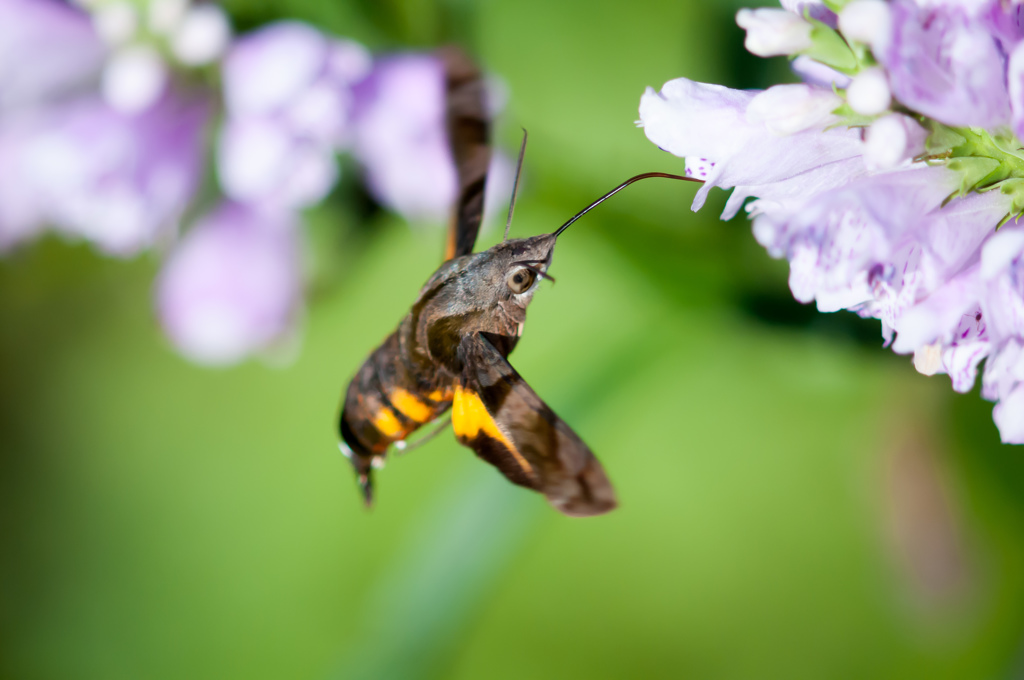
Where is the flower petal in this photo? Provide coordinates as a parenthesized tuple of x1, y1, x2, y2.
(638, 78, 862, 211)
(351, 54, 456, 222)
(157, 203, 303, 365)
(223, 21, 328, 116)
(994, 384, 1024, 443)
(879, 0, 1011, 128)
(0, 0, 104, 111)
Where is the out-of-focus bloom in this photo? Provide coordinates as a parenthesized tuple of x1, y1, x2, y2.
(846, 68, 891, 115)
(91, 0, 232, 114)
(351, 54, 456, 222)
(350, 53, 514, 226)
(863, 113, 927, 170)
(170, 4, 231, 66)
(157, 203, 303, 365)
(218, 20, 371, 209)
(791, 55, 852, 88)
(879, 0, 1011, 128)
(736, 8, 814, 57)
(639, 0, 1024, 443)
(102, 44, 169, 114)
(838, 0, 893, 51)
(0, 0, 514, 368)
(0, 91, 209, 254)
(780, 0, 837, 25)
(0, 0, 104, 110)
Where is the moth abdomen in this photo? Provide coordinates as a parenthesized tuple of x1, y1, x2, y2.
(339, 332, 454, 460)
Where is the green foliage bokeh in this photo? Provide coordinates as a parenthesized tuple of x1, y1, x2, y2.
(3, 1, 1024, 679)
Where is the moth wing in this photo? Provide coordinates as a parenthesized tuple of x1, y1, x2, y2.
(452, 332, 617, 517)
(440, 46, 491, 261)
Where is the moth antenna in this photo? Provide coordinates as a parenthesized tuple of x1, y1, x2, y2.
(553, 172, 703, 238)
(503, 128, 528, 241)
(527, 265, 555, 285)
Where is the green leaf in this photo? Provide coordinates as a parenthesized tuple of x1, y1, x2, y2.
(946, 157, 1000, 196)
(826, 101, 876, 130)
(925, 121, 966, 156)
(997, 178, 1024, 215)
(803, 21, 858, 74)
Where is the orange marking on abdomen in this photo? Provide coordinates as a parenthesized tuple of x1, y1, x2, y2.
(372, 408, 403, 438)
(390, 388, 434, 424)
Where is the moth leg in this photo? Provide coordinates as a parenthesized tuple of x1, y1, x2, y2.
(393, 415, 452, 455)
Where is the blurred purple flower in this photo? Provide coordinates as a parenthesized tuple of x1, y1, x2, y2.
(640, 0, 1024, 442)
(780, 0, 836, 26)
(350, 54, 457, 222)
(879, 0, 1011, 128)
(218, 20, 371, 209)
(0, 0, 104, 110)
(791, 55, 852, 89)
(0, 91, 209, 254)
(350, 53, 514, 226)
(157, 203, 303, 365)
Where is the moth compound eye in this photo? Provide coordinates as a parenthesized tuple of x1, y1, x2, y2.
(506, 267, 536, 294)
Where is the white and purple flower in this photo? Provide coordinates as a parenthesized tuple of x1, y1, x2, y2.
(0, 1, 514, 366)
(0, 0, 105, 111)
(218, 20, 371, 210)
(156, 203, 303, 365)
(639, 0, 1024, 443)
(0, 90, 210, 255)
(350, 54, 457, 223)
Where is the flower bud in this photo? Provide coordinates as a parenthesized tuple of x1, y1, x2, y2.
(736, 8, 813, 57)
(171, 4, 231, 66)
(102, 45, 167, 113)
(847, 67, 891, 115)
(838, 0, 892, 52)
(864, 114, 926, 170)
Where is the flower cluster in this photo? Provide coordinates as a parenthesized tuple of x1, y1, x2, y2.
(0, 0, 507, 365)
(639, 0, 1024, 443)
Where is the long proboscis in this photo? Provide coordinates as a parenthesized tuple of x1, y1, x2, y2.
(553, 172, 703, 238)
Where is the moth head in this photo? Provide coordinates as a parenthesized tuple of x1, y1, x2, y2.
(489, 233, 557, 306)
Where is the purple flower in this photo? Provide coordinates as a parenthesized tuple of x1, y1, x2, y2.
(639, 78, 862, 214)
(984, 338, 1024, 443)
(156, 203, 303, 365)
(640, 0, 1024, 443)
(879, 0, 1011, 128)
(863, 114, 928, 170)
(218, 20, 371, 209)
(780, 0, 837, 26)
(0, 90, 209, 254)
(736, 8, 815, 57)
(0, 0, 104, 111)
(791, 55, 852, 89)
(350, 53, 513, 226)
(350, 54, 457, 222)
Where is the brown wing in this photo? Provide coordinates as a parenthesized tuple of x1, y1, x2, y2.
(440, 46, 491, 261)
(451, 332, 617, 517)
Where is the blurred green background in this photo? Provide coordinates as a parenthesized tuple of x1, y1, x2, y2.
(4, 0, 1024, 678)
